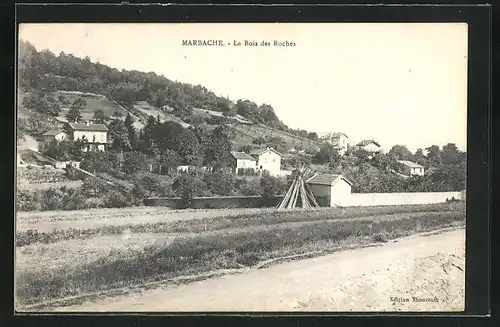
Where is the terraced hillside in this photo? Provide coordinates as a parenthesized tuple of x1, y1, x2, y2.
(233, 124, 320, 152)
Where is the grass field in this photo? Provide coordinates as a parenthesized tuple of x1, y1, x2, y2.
(15, 202, 465, 308)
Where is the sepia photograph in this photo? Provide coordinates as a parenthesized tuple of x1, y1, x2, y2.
(15, 22, 467, 312)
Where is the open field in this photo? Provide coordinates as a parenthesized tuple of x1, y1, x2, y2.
(15, 203, 465, 309)
(16, 202, 463, 233)
(49, 228, 465, 312)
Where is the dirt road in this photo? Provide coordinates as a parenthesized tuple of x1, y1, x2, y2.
(52, 228, 465, 312)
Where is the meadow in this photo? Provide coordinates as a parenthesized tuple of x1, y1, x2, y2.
(15, 202, 465, 308)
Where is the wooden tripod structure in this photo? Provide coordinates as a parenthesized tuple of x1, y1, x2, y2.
(277, 165, 320, 209)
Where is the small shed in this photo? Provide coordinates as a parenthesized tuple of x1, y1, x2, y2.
(397, 160, 425, 176)
(306, 173, 353, 207)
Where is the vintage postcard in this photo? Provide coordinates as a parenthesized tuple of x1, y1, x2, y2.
(15, 23, 467, 312)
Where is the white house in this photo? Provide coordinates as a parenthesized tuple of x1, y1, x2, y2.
(322, 132, 349, 156)
(398, 160, 425, 176)
(43, 129, 68, 143)
(230, 151, 257, 173)
(306, 173, 353, 207)
(251, 147, 282, 175)
(355, 140, 382, 155)
(65, 121, 108, 152)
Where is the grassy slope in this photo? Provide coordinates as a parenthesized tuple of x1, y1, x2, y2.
(15, 203, 465, 306)
(53, 91, 127, 120)
(234, 124, 320, 152)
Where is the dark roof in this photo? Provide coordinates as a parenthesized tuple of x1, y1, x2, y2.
(356, 140, 380, 147)
(67, 122, 108, 132)
(43, 129, 65, 136)
(231, 152, 257, 161)
(398, 160, 424, 168)
(250, 147, 283, 157)
(306, 173, 353, 186)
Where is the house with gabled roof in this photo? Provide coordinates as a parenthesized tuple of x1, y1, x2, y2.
(321, 132, 349, 156)
(230, 151, 257, 173)
(397, 160, 425, 176)
(250, 147, 282, 175)
(306, 173, 353, 207)
(43, 129, 68, 143)
(355, 139, 382, 155)
(65, 121, 108, 152)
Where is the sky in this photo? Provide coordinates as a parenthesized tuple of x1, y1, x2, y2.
(18, 23, 468, 152)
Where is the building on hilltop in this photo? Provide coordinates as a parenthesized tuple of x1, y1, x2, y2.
(355, 139, 382, 156)
(321, 132, 349, 156)
(397, 160, 425, 177)
(64, 121, 108, 152)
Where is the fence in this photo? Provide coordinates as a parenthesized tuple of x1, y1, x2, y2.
(144, 191, 465, 209)
(345, 191, 463, 207)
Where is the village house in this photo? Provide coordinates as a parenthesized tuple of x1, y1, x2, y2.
(64, 121, 108, 152)
(250, 147, 282, 175)
(306, 173, 353, 207)
(398, 160, 425, 177)
(355, 140, 382, 155)
(230, 151, 257, 173)
(322, 132, 349, 156)
(42, 129, 68, 143)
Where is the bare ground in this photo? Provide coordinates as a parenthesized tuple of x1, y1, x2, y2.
(46, 228, 465, 312)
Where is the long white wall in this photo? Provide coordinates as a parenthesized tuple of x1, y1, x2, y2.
(345, 191, 462, 207)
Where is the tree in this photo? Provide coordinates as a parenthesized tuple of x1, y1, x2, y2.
(441, 143, 461, 165)
(123, 151, 146, 174)
(93, 109, 108, 123)
(71, 97, 88, 109)
(124, 113, 138, 150)
(204, 170, 235, 196)
(260, 171, 287, 205)
(66, 106, 82, 122)
(259, 104, 279, 123)
(203, 125, 233, 168)
(107, 119, 131, 151)
(389, 145, 413, 161)
(159, 149, 181, 174)
(426, 145, 442, 167)
(414, 148, 427, 166)
(313, 144, 339, 165)
(39, 139, 72, 161)
(172, 172, 206, 208)
(307, 132, 319, 141)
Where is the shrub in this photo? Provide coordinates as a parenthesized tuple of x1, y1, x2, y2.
(84, 197, 104, 209)
(103, 190, 130, 208)
(39, 187, 65, 211)
(16, 189, 41, 212)
(204, 170, 235, 196)
(236, 178, 262, 196)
